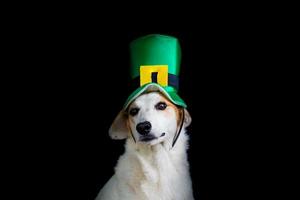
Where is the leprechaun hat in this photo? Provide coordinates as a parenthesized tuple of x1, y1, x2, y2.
(124, 34, 187, 109)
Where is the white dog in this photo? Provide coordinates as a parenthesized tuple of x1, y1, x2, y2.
(96, 91, 194, 200)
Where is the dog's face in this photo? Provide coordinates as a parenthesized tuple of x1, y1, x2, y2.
(109, 92, 191, 146)
(127, 92, 180, 145)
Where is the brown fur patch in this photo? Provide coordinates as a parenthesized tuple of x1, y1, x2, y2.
(158, 94, 182, 125)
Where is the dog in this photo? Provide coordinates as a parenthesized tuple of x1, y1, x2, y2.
(95, 91, 194, 200)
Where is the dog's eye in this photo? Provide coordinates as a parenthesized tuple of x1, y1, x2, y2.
(155, 102, 167, 110)
(129, 108, 139, 116)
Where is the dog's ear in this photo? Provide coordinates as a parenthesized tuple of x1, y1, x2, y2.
(184, 108, 192, 127)
(109, 110, 129, 140)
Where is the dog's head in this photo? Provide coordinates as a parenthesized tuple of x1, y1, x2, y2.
(109, 92, 191, 146)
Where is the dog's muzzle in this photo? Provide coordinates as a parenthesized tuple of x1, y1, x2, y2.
(136, 121, 152, 136)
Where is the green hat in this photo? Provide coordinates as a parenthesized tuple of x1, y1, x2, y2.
(124, 34, 187, 109)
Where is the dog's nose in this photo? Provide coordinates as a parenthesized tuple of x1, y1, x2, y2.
(136, 121, 152, 135)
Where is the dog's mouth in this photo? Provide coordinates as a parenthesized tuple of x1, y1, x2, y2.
(139, 133, 165, 142)
(139, 135, 157, 142)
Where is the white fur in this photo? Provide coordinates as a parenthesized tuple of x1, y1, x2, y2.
(96, 92, 194, 200)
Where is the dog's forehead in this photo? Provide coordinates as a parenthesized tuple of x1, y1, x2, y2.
(133, 92, 167, 107)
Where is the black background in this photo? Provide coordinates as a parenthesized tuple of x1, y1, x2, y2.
(23, 16, 276, 200)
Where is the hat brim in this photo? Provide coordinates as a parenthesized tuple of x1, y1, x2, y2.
(123, 83, 187, 110)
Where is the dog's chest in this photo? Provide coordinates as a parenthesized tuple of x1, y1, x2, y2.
(139, 166, 183, 200)
(125, 147, 188, 199)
